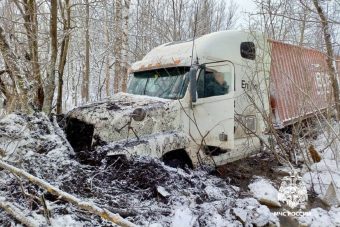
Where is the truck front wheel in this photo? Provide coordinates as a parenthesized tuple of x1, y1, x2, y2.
(162, 149, 193, 169)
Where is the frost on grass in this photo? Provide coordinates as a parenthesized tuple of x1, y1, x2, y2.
(0, 112, 281, 226)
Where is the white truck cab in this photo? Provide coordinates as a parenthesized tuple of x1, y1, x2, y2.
(126, 30, 270, 166)
(67, 30, 271, 167)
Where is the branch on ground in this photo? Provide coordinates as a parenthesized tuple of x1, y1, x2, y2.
(0, 159, 137, 227)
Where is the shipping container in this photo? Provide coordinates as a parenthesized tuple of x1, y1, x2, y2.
(269, 40, 334, 128)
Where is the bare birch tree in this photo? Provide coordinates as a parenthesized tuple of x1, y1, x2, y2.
(113, 0, 122, 93)
(120, 0, 131, 91)
(114, 0, 131, 93)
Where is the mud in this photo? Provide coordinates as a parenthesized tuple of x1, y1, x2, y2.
(215, 152, 283, 190)
(61, 154, 188, 202)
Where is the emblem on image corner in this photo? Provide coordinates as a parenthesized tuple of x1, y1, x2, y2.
(278, 172, 308, 209)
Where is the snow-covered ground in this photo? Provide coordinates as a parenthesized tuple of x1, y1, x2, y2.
(302, 131, 340, 200)
(0, 112, 340, 226)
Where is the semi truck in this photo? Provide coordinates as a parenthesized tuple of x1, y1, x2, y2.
(66, 30, 335, 167)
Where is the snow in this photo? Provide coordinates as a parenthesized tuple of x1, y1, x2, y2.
(322, 148, 339, 160)
(302, 152, 340, 197)
(297, 121, 340, 200)
(103, 131, 190, 160)
(311, 159, 340, 172)
(149, 223, 163, 227)
(50, 215, 85, 227)
(227, 198, 280, 226)
(116, 92, 171, 103)
(204, 185, 227, 200)
(0, 112, 283, 226)
(171, 207, 197, 227)
(248, 178, 281, 207)
(288, 121, 340, 226)
(0, 113, 73, 163)
(1, 112, 340, 226)
(67, 91, 180, 147)
(156, 186, 170, 198)
(298, 207, 340, 227)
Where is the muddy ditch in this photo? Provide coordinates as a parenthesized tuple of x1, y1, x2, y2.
(0, 112, 330, 226)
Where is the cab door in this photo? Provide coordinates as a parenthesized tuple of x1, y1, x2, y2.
(189, 62, 235, 152)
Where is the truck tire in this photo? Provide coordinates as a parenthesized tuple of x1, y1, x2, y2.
(162, 150, 193, 169)
(163, 158, 187, 169)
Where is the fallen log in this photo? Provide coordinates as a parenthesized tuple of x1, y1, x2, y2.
(0, 199, 40, 227)
(0, 159, 137, 227)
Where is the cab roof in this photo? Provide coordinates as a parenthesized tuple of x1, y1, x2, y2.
(130, 30, 265, 72)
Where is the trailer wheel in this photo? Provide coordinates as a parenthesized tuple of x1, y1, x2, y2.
(162, 150, 193, 169)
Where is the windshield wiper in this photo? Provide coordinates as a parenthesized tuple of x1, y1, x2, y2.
(177, 74, 189, 99)
(143, 78, 149, 95)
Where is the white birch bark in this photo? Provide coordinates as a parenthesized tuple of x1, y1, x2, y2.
(114, 0, 122, 93)
(120, 0, 131, 92)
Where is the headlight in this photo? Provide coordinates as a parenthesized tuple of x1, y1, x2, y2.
(132, 108, 146, 121)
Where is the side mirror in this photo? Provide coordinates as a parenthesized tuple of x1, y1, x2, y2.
(189, 66, 198, 103)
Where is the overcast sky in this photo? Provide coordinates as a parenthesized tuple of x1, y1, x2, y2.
(233, 0, 257, 28)
(236, 0, 257, 10)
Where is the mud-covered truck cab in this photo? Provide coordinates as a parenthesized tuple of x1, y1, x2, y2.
(66, 30, 271, 167)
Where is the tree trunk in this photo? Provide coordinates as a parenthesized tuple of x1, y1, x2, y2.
(0, 70, 10, 100)
(298, 10, 307, 46)
(13, 0, 44, 110)
(0, 26, 31, 113)
(104, 0, 111, 97)
(114, 0, 122, 93)
(42, 0, 58, 114)
(57, 0, 71, 114)
(82, 0, 90, 102)
(312, 0, 340, 121)
(120, 0, 131, 92)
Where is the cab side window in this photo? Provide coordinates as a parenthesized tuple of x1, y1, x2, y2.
(240, 42, 256, 60)
(197, 69, 229, 98)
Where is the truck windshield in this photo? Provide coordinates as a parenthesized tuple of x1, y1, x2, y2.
(127, 67, 190, 99)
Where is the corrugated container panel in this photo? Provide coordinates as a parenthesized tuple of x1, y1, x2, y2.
(269, 40, 332, 128)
